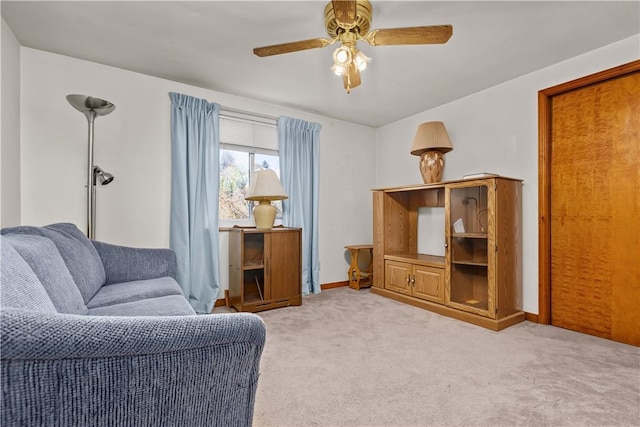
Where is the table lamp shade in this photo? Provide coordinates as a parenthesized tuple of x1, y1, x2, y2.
(245, 169, 288, 229)
(245, 169, 288, 201)
(410, 121, 453, 155)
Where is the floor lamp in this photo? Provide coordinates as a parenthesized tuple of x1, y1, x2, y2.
(66, 94, 116, 240)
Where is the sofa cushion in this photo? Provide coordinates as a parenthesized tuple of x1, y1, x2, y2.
(91, 241, 178, 286)
(87, 295, 196, 316)
(1, 223, 106, 303)
(87, 276, 185, 309)
(0, 238, 57, 313)
(3, 234, 88, 315)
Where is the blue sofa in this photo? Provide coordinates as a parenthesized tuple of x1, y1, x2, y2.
(1, 223, 266, 426)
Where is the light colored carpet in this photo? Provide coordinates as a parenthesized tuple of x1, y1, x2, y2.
(249, 287, 639, 427)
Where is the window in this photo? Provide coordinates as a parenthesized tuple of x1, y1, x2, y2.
(218, 112, 281, 226)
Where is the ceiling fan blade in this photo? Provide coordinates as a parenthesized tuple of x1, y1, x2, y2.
(253, 38, 333, 57)
(343, 62, 361, 93)
(332, 0, 357, 28)
(364, 25, 452, 46)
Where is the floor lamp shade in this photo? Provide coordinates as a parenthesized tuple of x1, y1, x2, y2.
(410, 121, 453, 183)
(245, 169, 288, 229)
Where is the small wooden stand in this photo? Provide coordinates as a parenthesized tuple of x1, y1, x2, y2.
(229, 227, 302, 313)
(345, 245, 373, 290)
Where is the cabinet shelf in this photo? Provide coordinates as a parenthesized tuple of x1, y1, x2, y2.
(452, 260, 488, 267)
(243, 288, 264, 303)
(242, 262, 264, 270)
(452, 232, 487, 239)
(385, 253, 445, 269)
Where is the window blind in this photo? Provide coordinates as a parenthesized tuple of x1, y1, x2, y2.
(220, 111, 278, 153)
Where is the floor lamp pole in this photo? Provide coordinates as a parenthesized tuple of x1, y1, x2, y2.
(87, 111, 96, 239)
(66, 95, 116, 240)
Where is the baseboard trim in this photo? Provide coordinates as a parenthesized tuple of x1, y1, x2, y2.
(525, 312, 540, 323)
(321, 281, 349, 290)
(215, 286, 543, 324)
(213, 290, 230, 308)
(214, 283, 346, 309)
(371, 287, 525, 331)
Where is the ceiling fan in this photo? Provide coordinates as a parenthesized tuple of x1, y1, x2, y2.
(253, 0, 452, 93)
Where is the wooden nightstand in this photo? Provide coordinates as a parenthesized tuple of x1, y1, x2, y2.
(229, 227, 302, 312)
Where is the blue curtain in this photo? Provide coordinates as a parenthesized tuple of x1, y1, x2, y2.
(278, 116, 322, 295)
(169, 92, 220, 313)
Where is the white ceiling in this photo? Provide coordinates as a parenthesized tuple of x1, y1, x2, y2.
(2, 1, 639, 127)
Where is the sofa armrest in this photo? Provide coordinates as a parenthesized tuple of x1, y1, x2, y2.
(1, 309, 266, 426)
(92, 240, 177, 285)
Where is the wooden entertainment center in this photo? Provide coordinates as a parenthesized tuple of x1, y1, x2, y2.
(372, 176, 524, 330)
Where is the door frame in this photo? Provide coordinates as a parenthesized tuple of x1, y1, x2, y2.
(537, 59, 640, 324)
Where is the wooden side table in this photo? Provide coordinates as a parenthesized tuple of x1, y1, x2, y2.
(345, 245, 373, 290)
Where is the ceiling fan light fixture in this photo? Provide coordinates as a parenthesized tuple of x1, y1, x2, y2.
(253, 0, 452, 94)
(333, 45, 352, 66)
(331, 63, 348, 76)
(354, 50, 370, 71)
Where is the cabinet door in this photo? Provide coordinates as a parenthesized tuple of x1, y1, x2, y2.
(267, 230, 301, 300)
(445, 181, 496, 318)
(385, 260, 411, 295)
(228, 230, 243, 308)
(412, 265, 444, 303)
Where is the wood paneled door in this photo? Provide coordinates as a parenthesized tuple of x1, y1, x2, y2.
(539, 60, 640, 346)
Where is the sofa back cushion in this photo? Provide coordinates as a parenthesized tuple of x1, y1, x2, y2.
(0, 237, 57, 312)
(1, 223, 106, 303)
(3, 234, 88, 314)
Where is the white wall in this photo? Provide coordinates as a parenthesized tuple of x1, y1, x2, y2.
(375, 36, 640, 314)
(1, 18, 21, 227)
(19, 48, 376, 294)
(17, 35, 638, 309)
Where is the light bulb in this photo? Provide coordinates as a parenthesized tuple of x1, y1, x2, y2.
(336, 49, 349, 64)
(331, 64, 347, 76)
(354, 51, 371, 71)
(333, 46, 352, 67)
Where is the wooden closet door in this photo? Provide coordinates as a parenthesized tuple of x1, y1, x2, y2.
(549, 69, 639, 345)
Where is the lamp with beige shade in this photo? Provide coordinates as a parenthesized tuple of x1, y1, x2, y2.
(244, 169, 288, 229)
(410, 121, 453, 183)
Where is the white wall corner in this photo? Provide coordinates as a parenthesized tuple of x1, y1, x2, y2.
(1, 18, 22, 227)
(373, 36, 640, 316)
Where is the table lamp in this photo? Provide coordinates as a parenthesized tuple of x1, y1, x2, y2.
(244, 169, 288, 229)
(410, 121, 453, 183)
